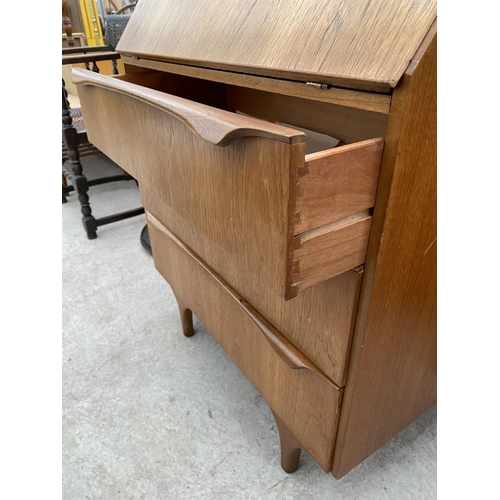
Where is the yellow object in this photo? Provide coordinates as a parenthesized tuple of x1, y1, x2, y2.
(79, 0, 104, 46)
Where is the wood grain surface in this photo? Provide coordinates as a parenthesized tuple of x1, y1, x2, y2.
(142, 192, 362, 387)
(74, 69, 381, 298)
(117, 0, 436, 91)
(76, 82, 297, 299)
(73, 1, 438, 478)
(147, 213, 343, 472)
(295, 139, 384, 233)
(227, 86, 388, 145)
(72, 68, 305, 146)
(291, 211, 372, 294)
(331, 32, 437, 479)
(149, 212, 339, 389)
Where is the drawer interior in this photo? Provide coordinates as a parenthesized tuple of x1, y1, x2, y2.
(114, 70, 388, 149)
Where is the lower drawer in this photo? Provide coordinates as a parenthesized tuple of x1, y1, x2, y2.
(147, 211, 342, 472)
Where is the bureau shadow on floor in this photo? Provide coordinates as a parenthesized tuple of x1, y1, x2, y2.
(62, 154, 436, 500)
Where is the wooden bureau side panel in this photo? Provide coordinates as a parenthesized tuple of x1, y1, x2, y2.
(75, 82, 305, 299)
(142, 192, 361, 387)
(295, 139, 384, 234)
(331, 32, 437, 478)
(147, 214, 342, 472)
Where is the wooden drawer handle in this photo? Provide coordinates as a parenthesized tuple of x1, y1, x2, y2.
(71, 68, 305, 147)
(239, 299, 339, 389)
(147, 211, 340, 390)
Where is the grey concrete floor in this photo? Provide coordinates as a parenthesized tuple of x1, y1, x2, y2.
(62, 154, 437, 499)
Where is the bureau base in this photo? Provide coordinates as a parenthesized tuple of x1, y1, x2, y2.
(147, 211, 345, 474)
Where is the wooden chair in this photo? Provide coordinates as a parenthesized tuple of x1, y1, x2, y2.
(62, 1, 144, 240)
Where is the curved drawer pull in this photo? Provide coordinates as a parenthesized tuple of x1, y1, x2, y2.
(71, 68, 305, 147)
(147, 211, 340, 390)
(239, 299, 339, 389)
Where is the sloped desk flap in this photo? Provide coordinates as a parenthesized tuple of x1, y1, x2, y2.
(117, 0, 436, 92)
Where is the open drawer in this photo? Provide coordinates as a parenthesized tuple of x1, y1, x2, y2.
(72, 68, 384, 299)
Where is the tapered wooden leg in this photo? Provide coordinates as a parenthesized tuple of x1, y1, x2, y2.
(272, 411, 302, 473)
(174, 294, 194, 337)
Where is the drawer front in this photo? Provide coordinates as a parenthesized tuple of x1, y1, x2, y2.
(143, 192, 362, 387)
(146, 212, 342, 473)
(73, 69, 383, 299)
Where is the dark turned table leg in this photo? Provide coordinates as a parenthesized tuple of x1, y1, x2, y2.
(62, 85, 98, 239)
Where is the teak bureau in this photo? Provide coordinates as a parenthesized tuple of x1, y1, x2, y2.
(73, 0, 437, 478)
